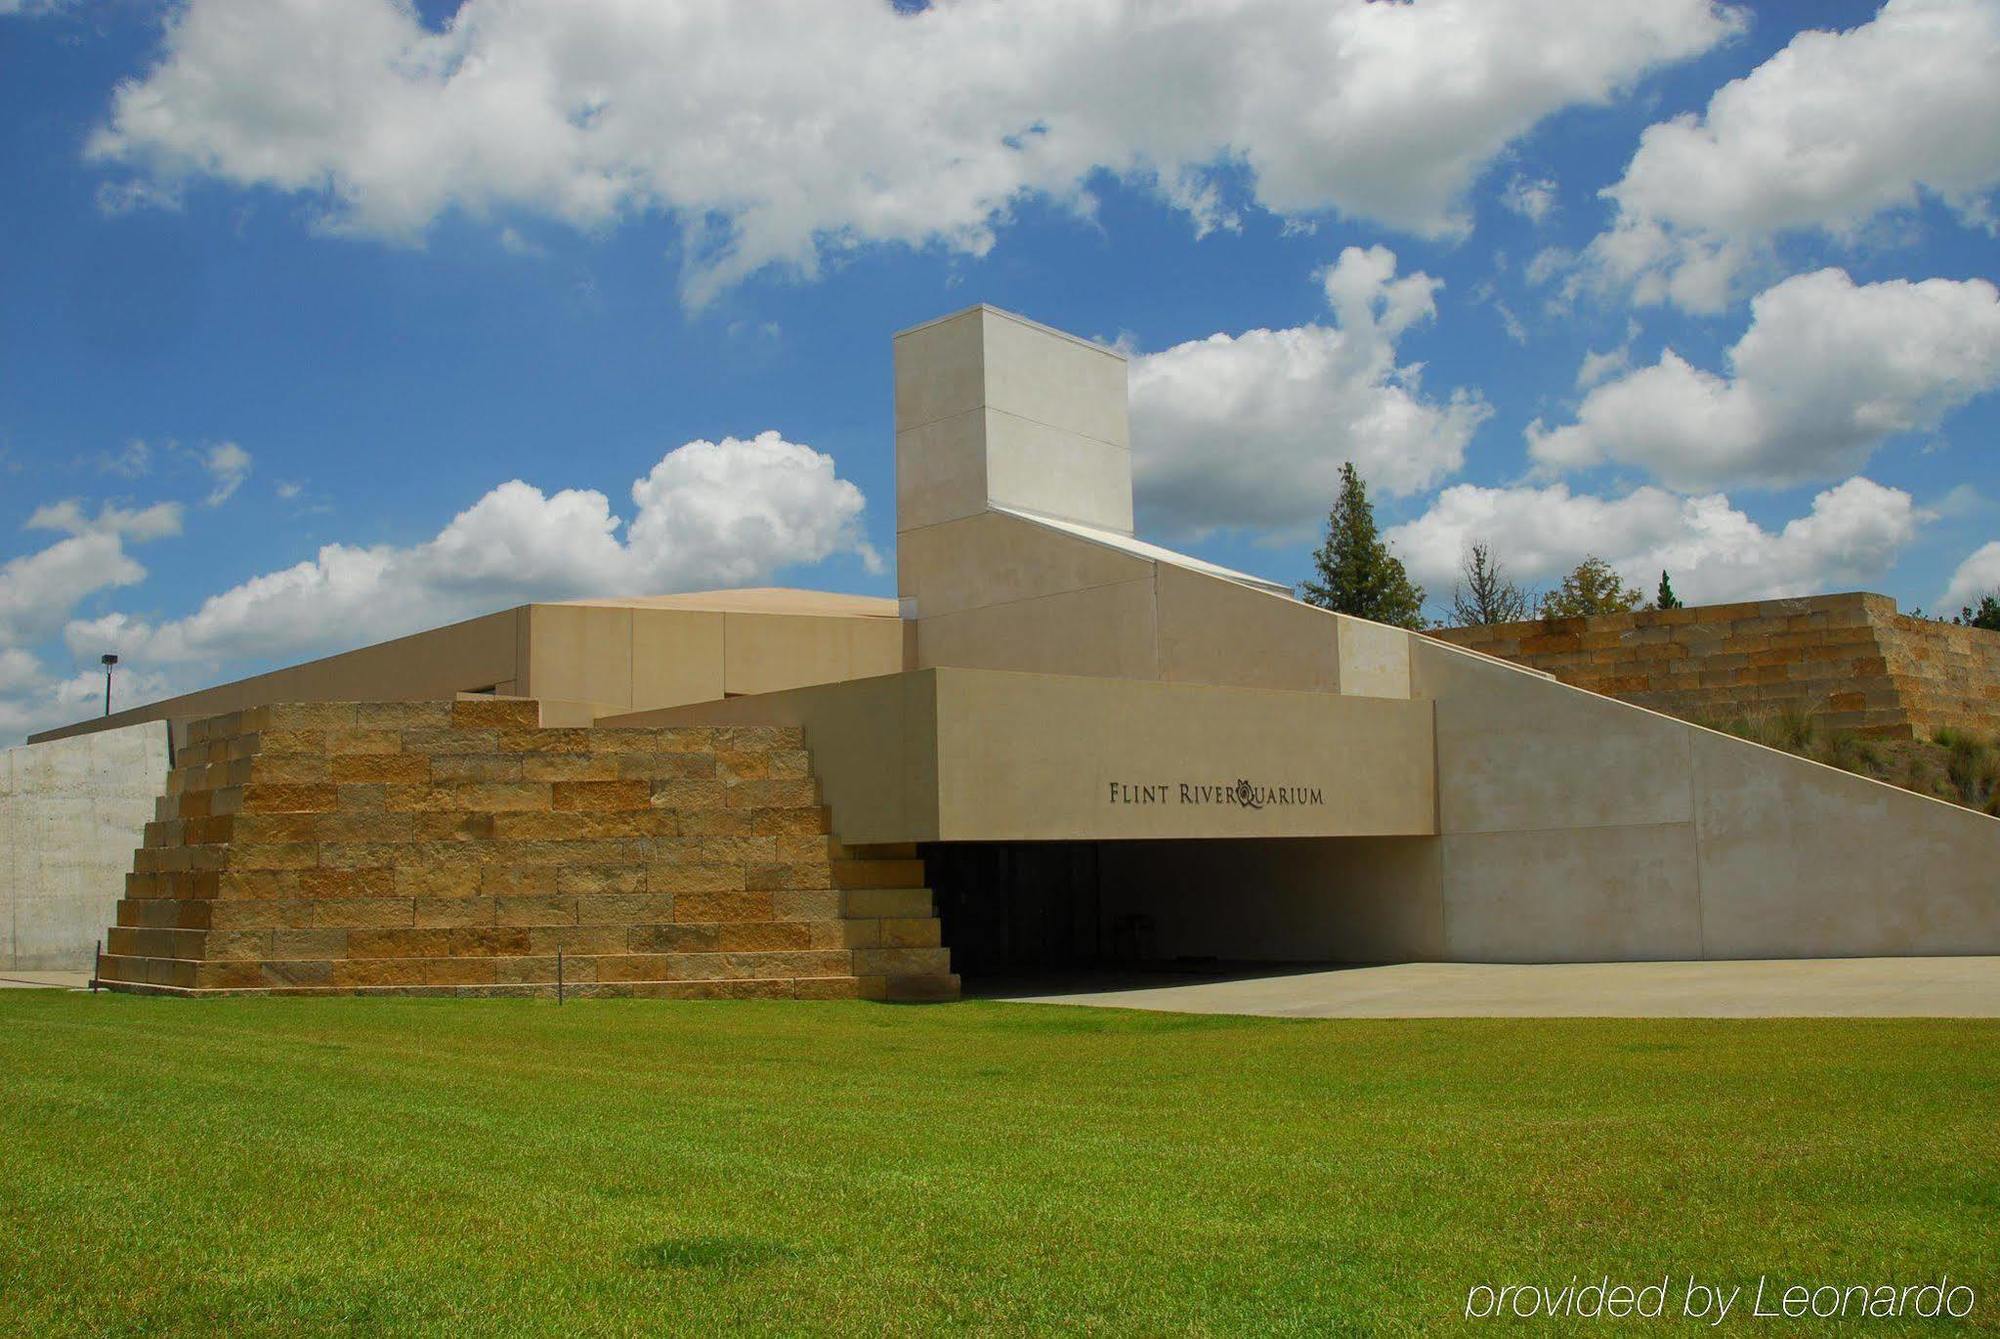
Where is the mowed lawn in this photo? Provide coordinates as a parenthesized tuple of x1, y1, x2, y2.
(0, 994, 1994, 1336)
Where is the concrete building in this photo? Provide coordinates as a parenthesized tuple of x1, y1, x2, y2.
(17, 305, 2000, 991)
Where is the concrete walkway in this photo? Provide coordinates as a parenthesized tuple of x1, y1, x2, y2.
(0, 970, 93, 990)
(987, 958, 2000, 1018)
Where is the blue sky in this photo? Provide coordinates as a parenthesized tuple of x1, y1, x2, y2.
(2, 0, 1997, 739)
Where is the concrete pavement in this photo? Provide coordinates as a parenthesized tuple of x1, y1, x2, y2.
(985, 957, 2000, 1018)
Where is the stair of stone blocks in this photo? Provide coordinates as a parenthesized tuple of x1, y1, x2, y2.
(98, 699, 958, 1001)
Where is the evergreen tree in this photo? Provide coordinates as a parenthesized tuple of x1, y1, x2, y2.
(1301, 462, 1427, 628)
(1449, 542, 1530, 626)
(1539, 556, 1643, 619)
(1655, 570, 1683, 610)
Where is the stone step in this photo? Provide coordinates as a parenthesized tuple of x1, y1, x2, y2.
(98, 946, 952, 992)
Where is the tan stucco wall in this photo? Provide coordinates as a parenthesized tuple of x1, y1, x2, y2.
(1429, 592, 2000, 740)
(31, 608, 526, 747)
(31, 599, 904, 747)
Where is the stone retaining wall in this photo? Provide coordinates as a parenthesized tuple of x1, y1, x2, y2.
(100, 698, 958, 999)
(1429, 592, 2000, 740)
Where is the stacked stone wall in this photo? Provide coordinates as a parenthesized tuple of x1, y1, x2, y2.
(1429, 593, 2000, 740)
(99, 699, 957, 999)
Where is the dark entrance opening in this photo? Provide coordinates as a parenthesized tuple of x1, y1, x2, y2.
(924, 842, 1104, 976)
(923, 841, 1198, 978)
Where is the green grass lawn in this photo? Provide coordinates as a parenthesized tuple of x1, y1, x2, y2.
(0, 993, 1993, 1335)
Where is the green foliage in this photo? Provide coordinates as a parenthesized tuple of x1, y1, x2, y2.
(1955, 593, 2000, 631)
(1448, 542, 1530, 626)
(1654, 570, 1683, 610)
(1538, 555, 1643, 619)
(1300, 461, 1427, 628)
(1, 993, 1995, 1334)
(1933, 728, 2000, 813)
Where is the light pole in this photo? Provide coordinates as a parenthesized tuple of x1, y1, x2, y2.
(101, 653, 118, 717)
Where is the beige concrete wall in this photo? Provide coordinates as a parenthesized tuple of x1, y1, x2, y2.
(1, 721, 170, 970)
(906, 507, 1420, 700)
(894, 306, 1133, 536)
(523, 604, 904, 714)
(606, 667, 1436, 846)
(1408, 635, 2000, 961)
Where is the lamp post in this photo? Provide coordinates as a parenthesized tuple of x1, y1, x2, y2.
(100, 653, 118, 717)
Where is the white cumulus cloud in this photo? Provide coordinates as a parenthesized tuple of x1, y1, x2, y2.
(1388, 476, 1925, 605)
(0, 502, 183, 741)
(62, 432, 876, 668)
(1131, 244, 1489, 538)
(1592, 0, 2000, 311)
(1529, 268, 2000, 490)
(87, 0, 1738, 301)
(1941, 540, 2000, 609)
(0, 502, 181, 645)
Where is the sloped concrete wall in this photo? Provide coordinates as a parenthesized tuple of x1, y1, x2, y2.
(1, 721, 170, 970)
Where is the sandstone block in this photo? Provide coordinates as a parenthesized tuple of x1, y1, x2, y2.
(425, 957, 500, 985)
(557, 866, 648, 895)
(452, 698, 540, 729)
(526, 925, 628, 955)
(272, 928, 350, 959)
(494, 895, 577, 927)
(673, 890, 773, 923)
(832, 859, 924, 889)
(401, 727, 498, 755)
(228, 842, 320, 871)
(650, 779, 728, 809)
(415, 896, 496, 928)
(520, 754, 623, 781)
(332, 753, 431, 784)
(495, 727, 589, 755)
(845, 888, 932, 919)
(313, 898, 415, 929)
(552, 780, 652, 812)
(746, 807, 830, 837)
(726, 779, 820, 809)
(879, 917, 942, 948)
(573, 892, 674, 925)
(429, 753, 524, 782)
(394, 866, 486, 899)
(772, 889, 842, 921)
(195, 961, 266, 991)
(354, 702, 454, 731)
(331, 958, 426, 988)
(647, 862, 748, 893)
(262, 959, 335, 988)
(744, 861, 834, 891)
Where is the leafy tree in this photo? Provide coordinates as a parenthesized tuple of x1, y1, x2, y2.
(1539, 556, 1643, 619)
(1301, 462, 1427, 628)
(1448, 542, 1530, 626)
(1957, 593, 2000, 631)
(1655, 570, 1683, 610)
